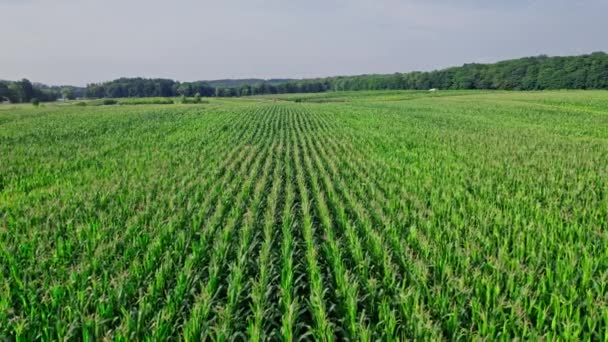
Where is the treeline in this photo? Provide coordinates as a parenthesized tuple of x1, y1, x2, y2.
(0, 79, 84, 103)
(85, 78, 202, 98)
(2, 53, 607, 103)
(83, 53, 608, 99)
(82, 77, 323, 98)
(322, 52, 608, 91)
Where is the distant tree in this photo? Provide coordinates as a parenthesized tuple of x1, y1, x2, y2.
(8, 83, 24, 102)
(107, 83, 126, 98)
(85, 84, 105, 98)
(0, 82, 9, 101)
(177, 83, 193, 97)
(20, 79, 34, 102)
(61, 87, 76, 100)
(225, 88, 237, 97)
(238, 84, 251, 96)
(585, 52, 608, 89)
(31, 98, 40, 106)
(84, 78, 179, 98)
(158, 79, 174, 97)
(194, 92, 201, 103)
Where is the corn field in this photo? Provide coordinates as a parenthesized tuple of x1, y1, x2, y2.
(1, 90, 607, 340)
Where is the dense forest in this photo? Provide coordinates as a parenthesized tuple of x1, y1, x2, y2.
(82, 78, 311, 98)
(323, 52, 608, 92)
(82, 52, 608, 98)
(1, 52, 607, 103)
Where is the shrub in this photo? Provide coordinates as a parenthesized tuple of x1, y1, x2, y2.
(31, 98, 40, 107)
(103, 99, 117, 105)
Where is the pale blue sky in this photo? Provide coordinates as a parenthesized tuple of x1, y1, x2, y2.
(0, 0, 606, 85)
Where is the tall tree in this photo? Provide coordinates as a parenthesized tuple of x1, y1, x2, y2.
(20, 79, 34, 102)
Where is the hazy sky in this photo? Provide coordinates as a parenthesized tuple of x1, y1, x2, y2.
(1, 0, 606, 85)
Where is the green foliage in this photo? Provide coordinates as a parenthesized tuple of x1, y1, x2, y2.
(0, 79, 66, 103)
(0, 90, 607, 340)
(102, 99, 117, 105)
(310, 52, 608, 91)
(8, 82, 25, 103)
(31, 98, 40, 106)
(79, 53, 608, 100)
(1, 53, 606, 105)
(85, 78, 214, 99)
(20, 79, 35, 102)
(61, 87, 77, 100)
(0, 82, 9, 102)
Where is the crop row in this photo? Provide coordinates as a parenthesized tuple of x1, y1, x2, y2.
(1, 96, 607, 340)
